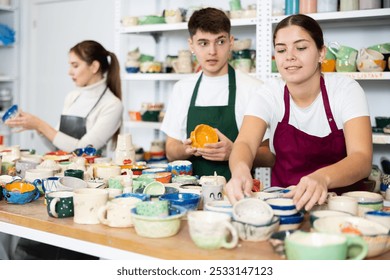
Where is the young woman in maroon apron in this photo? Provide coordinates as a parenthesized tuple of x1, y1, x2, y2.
(226, 14, 372, 211)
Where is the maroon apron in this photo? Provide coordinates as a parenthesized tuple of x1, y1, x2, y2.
(271, 77, 365, 195)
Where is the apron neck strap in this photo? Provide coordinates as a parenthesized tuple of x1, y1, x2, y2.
(85, 86, 108, 118)
(190, 64, 236, 106)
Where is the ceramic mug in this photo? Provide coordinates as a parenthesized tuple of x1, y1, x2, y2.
(15, 160, 39, 179)
(46, 191, 74, 218)
(98, 197, 141, 227)
(285, 231, 368, 260)
(187, 211, 238, 250)
(201, 181, 224, 208)
(328, 42, 358, 72)
(327, 196, 358, 216)
(64, 169, 84, 179)
(231, 58, 252, 73)
(73, 188, 109, 224)
(41, 176, 61, 193)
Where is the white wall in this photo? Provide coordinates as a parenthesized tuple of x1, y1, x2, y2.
(19, 0, 115, 154)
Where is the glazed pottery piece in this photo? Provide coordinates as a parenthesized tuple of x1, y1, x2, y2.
(131, 205, 186, 238)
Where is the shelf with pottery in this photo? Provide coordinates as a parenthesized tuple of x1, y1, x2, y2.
(271, 8, 390, 23)
(373, 133, 390, 145)
(0, 75, 14, 82)
(124, 120, 161, 129)
(118, 17, 257, 34)
(122, 71, 257, 81)
(121, 73, 193, 81)
(270, 72, 390, 80)
(0, 4, 13, 11)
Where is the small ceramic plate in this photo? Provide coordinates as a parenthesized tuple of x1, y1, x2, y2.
(143, 181, 165, 196)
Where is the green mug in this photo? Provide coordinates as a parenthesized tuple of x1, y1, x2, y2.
(64, 169, 84, 179)
(285, 231, 368, 260)
(46, 191, 74, 218)
(328, 42, 358, 72)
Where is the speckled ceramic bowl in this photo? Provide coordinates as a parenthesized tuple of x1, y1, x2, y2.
(131, 205, 186, 238)
(233, 198, 274, 226)
(232, 216, 280, 242)
(313, 216, 390, 258)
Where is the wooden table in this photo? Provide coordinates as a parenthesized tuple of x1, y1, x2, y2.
(0, 198, 389, 260)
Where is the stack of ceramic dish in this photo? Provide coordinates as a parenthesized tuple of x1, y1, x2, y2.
(265, 197, 304, 231)
(231, 198, 279, 242)
(342, 191, 384, 216)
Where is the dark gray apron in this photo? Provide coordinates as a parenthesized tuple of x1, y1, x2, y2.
(59, 87, 107, 140)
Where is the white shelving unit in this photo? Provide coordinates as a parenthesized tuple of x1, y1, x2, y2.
(0, 0, 19, 146)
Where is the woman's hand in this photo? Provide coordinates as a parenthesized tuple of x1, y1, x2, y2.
(283, 174, 328, 211)
(196, 129, 233, 161)
(4, 110, 41, 132)
(225, 166, 253, 205)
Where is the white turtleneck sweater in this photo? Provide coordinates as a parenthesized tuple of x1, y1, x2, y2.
(52, 78, 123, 152)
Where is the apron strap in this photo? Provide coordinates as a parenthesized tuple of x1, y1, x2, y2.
(319, 76, 338, 132)
(189, 65, 236, 107)
(85, 86, 108, 119)
(282, 76, 338, 132)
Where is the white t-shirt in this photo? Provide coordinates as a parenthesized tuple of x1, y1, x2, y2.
(161, 69, 264, 141)
(246, 74, 370, 154)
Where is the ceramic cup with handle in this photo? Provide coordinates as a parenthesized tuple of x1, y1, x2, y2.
(285, 231, 368, 260)
(46, 191, 74, 218)
(328, 42, 358, 72)
(98, 197, 141, 227)
(73, 188, 109, 224)
(187, 211, 238, 250)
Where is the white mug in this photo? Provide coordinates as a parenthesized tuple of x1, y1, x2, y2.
(328, 196, 358, 216)
(98, 197, 141, 227)
(187, 211, 238, 250)
(73, 188, 109, 224)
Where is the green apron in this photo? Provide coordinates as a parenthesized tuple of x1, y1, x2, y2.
(186, 65, 239, 180)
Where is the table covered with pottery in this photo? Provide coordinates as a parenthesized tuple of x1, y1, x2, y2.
(0, 197, 389, 260)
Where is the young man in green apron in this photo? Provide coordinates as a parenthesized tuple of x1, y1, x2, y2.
(161, 8, 274, 180)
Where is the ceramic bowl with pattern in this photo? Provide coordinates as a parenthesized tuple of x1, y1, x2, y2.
(159, 192, 200, 211)
(313, 216, 390, 258)
(278, 212, 304, 231)
(204, 200, 233, 217)
(232, 215, 280, 242)
(168, 160, 193, 177)
(3, 180, 40, 204)
(232, 198, 274, 226)
(131, 205, 186, 238)
(265, 197, 298, 216)
(342, 191, 384, 215)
